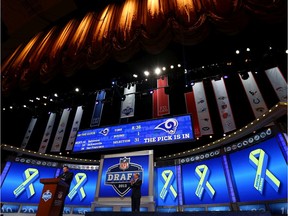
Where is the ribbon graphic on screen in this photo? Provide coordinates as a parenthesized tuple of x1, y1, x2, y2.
(68, 173, 87, 201)
(195, 165, 215, 200)
(160, 170, 177, 200)
(13, 168, 39, 198)
(249, 148, 280, 194)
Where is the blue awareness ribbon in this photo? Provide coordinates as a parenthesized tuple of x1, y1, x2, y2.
(160, 170, 177, 200)
(249, 148, 280, 194)
(13, 168, 39, 198)
(195, 165, 215, 200)
(68, 173, 87, 201)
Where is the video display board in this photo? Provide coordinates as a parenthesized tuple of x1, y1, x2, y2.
(228, 137, 287, 202)
(97, 151, 151, 197)
(65, 169, 98, 206)
(73, 115, 193, 152)
(155, 166, 179, 206)
(181, 156, 230, 205)
(0, 162, 58, 203)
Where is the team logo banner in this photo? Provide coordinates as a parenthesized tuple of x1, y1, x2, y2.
(239, 72, 268, 118)
(39, 112, 56, 153)
(90, 90, 106, 127)
(185, 81, 213, 137)
(21, 117, 37, 149)
(66, 106, 83, 151)
(153, 76, 170, 118)
(99, 153, 150, 198)
(265, 67, 287, 102)
(51, 108, 71, 152)
(185, 91, 200, 137)
(181, 157, 230, 204)
(156, 166, 178, 206)
(120, 85, 136, 118)
(211, 78, 236, 133)
(229, 137, 287, 202)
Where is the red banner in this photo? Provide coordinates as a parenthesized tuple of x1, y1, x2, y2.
(156, 76, 170, 116)
(185, 92, 201, 137)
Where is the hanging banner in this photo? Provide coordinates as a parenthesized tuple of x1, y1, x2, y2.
(21, 117, 37, 149)
(152, 90, 159, 118)
(51, 108, 71, 152)
(90, 90, 106, 127)
(157, 76, 170, 116)
(265, 67, 287, 102)
(120, 84, 136, 118)
(211, 78, 236, 133)
(193, 81, 214, 136)
(66, 106, 83, 151)
(38, 113, 56, 153)
(239, 72, 268, 118)
(185, 92, 201, 137)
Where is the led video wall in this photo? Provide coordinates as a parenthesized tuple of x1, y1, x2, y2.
(228, 137, 287, 202)
(73, 115, 194, 152)
(154, 134, 287, 212)
(96, 150, 153, 198)
(0, 162, 98, 206)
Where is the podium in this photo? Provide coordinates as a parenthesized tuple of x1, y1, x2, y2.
(36, 178, 69, 216)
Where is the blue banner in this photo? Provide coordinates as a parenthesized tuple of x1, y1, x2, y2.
(228, 137, 287, 202)
(90, 90, 106, 127)
(181, 156, 230, 204)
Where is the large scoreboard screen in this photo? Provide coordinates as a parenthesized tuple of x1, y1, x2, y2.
(73, 115, 193, 152)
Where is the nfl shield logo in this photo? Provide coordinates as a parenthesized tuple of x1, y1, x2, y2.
(119, 157, 130, 170)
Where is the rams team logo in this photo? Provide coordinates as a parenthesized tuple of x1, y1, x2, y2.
(105, 157, 143, 197)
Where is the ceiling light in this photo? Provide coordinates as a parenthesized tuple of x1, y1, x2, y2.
(236, 50, 240, 54)
(155, 68, 161, 75)
(144, 71, 149, 76)
(170, 65, 174, 69)
(75, 88, 80, 92)
(162, 67, 166, 71)
(133, 74, 138, 78)
(54, 93, 58, 97)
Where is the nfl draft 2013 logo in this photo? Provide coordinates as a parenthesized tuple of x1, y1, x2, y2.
(105, 157, 143, 197)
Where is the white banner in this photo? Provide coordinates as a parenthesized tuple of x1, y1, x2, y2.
(66, 106, 83, 151)
(192, 81, 214, 136)
(21, 117, 37, 149)
(120, 84, 136, 118)
(265, 67, 287, 102)
(212, 78, 236, 133)
(239, 71, 268, 118)
(38, 112, 56, 153)
(51, 108, 71, 152)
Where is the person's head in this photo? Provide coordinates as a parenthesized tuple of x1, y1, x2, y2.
(133, 173, 140, 179)
(63, 165, 69, 173)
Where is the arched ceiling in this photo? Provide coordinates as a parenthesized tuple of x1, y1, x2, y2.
(1, 0, 286, 96)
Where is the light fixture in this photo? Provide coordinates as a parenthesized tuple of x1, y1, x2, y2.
(54, 93, 58, 97)
(144, 71, 149, 76)
(155, 68, 161, 75)
(23, 105, 27, 108)
(133, 74, 138, 78)
(75, 87, 80, 92)
(178, 64, 181, 67)
(162, 67, 166, 71)
(36, 97, 40, 100)
(170, 65, 174, 69)
(246, 48, 250, 52)
(236, 50, 240, 54)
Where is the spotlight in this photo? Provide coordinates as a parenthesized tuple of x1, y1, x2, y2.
(246, 48, 250, 52)
(178, 64, 181, 67)
(54, 93, 58, 97)
(170, 65, 174, 69)
(75, 88, 80, 92)
(133, 74, 138, 78)
(23, 105, 27, 108)
(190, 82, 195, 86)
(155, 68, 161, 75)
(162, 67, 166, 71)
(236, 50, 240, 54)
(144, 71, 150, 76)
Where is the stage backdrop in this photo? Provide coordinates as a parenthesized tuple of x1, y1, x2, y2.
(92, 150, 154, 211)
